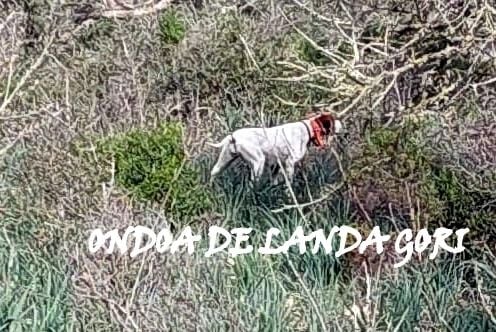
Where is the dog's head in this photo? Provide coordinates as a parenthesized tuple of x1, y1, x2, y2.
(306, 108, 344, 136)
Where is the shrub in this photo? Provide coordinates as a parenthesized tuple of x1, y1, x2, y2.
(296, 37, 329, 66)
(159, 10, 186, 45)
(347, 122, 431, 220)
(95, 122, 212, 218)
(78, 18, 115, 50)
(420, 165, 496, 247)
(347, 121, 495, 251)
(152, 12, 338, 122)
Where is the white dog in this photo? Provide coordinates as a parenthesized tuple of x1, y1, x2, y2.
(207, 111, 343, 186)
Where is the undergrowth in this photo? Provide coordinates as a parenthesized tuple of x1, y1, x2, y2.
(348, 120, 496, 252)
(0, 151, 71, 331)
(159, 9, 186, 45)
(94, 122, 212, 219)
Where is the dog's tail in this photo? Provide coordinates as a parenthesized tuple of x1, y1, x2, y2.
(206, 135, 235, 149)
(206, 140, 225, 148)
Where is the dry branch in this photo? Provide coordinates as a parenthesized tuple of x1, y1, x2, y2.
(102, 0, 173, 18)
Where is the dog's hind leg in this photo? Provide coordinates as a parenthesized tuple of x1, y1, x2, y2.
(210, 145, 238, 182)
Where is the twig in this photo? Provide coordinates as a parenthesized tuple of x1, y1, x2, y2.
(0, 124, 32, 157)
(102, 0, 173, 18)
(271, 182, 344, 213)
(239, 35, 260, 71)
(0, 35, 55, 114)
(475, 263, 496, 326)
(351, 186, 371, 222)
(472, 76, 496, 89)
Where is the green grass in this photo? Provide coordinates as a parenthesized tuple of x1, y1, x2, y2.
(1, 152, 71, 331)
(186, 180, 496, 331)
(0, 230, 71, 331)
(3, 125, 492, 331)
(194, 154, 495, 330)
(94, 122, 212, 219)
(159, 10, 186, 45)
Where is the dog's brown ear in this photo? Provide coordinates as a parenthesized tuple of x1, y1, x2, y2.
(316, 113, 335, 135)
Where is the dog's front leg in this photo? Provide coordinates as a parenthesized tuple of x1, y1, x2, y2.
(250, 161, 264, 183)
(270, 164, 281, 185)
(282, 162, 296, 198)
(248, 168, 258, 190)
(283, 162, 295, 184)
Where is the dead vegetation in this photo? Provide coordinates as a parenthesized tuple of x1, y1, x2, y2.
(1, 0, 495, 331)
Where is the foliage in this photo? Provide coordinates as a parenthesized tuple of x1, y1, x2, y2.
(296, 37, 329, 66)
(349, 120, 495, 251)
(0, 152, 71, 331)
(159, 10, 186, 45)
(95, 122, 212, 218)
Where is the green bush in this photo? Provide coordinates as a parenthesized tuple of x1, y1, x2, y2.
(153, 13, 337, 121)
(296, 37, 329, 66)
(78, 18, 115, 50)
(348, 121, 495, 250)
(159, 10, 186, 45)
(96, 122, 211, 218)
(420, 165, 496, 246)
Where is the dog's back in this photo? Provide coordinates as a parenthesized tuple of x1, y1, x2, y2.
(229, 121, 309, 162)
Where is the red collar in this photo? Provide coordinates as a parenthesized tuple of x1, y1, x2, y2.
(311, 119, 326, 147)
